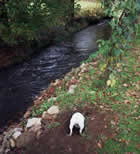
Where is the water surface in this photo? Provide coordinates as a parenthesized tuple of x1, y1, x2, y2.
(0, 20, 110, 128)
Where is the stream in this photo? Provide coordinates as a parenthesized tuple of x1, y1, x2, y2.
(0, 20, 110, 129)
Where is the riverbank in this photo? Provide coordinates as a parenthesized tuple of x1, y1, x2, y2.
(0, 24, 139, 153)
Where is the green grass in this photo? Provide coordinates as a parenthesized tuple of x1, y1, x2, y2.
(75, 0, 103, 17)
(133, 24, 140, 45)
(97, 27, 140, 153)
(77, 1, 101, 10)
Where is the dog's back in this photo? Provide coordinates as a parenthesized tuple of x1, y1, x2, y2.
(69, 112, 85, 136)
(70, 112, 85, 126)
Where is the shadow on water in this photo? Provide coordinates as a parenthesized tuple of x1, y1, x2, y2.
(0, 20, 111, 130)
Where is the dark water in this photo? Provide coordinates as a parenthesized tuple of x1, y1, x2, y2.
(0, 20, 110, 129)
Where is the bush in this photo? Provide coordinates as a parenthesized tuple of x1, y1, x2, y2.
(0, 0, 76, 46)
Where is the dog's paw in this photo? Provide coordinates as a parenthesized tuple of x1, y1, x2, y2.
(67, 133, 72, 136)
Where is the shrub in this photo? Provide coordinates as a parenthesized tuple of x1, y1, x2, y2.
(0, 0, 77, 46)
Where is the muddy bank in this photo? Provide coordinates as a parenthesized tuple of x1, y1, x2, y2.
(9, 107, 115, 154)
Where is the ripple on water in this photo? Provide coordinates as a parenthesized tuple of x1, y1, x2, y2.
(0, 20, 110, 128)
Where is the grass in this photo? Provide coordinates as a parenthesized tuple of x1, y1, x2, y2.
(75, 0, 103, 17)
(77, 1, 101, 10)
(97, 25, 140, 153)
(32, 23, 140, 153)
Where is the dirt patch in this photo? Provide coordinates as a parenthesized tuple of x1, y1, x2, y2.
(10, 106, 115, 154)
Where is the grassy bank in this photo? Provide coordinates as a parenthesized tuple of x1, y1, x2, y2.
(32, 24, 140, 153)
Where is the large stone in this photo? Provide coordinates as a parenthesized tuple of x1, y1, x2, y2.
(14, 128, 23, 132)
(26, 118, 41, 129)
(5, 148, 10, 153)
(12, 131, 22, 140)
(81, 67, 87, 73)
(47, 105, 59, 115)
(68, 85, 77, 94)
(12, 128, 23, 140)
(36, 130, 42, 139)
(42, 111, 50, 119)
(24, 110, 31, 119)
(48, 97, 57, 102)
(42, 111, 56, 120)
(80, 63, 86, 69)
(89, 91, 96, 95)
(9, 139, 16, 148)
(53, 79, 59, 86)
(0, 148, 3, 153)
(29, 125, 42, 133)
(0, 135, 3, 145)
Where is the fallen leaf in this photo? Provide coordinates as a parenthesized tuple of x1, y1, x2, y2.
(123, 83, 128, 87)
(107, 80, 111, 86)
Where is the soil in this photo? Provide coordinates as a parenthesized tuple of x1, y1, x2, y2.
(10, 106, 115, 154)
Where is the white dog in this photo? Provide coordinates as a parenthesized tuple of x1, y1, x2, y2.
(69, 112, 85, 136)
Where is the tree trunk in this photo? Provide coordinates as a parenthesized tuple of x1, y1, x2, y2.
(0, 0, 8, 25)
(70, 0, 74, 25)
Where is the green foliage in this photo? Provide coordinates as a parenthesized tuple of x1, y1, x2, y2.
(47, 122, 61, 129)
(0, 0, 78, 46)
(76, 0, 103, 17)
(93, 0, 140, 80)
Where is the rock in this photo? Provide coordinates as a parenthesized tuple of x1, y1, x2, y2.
(42, 111, 56, 120)
(81, 67, 87, 73)
(53, 79, 59, 86)
(80, 63, 86, 69)
(0, 148, 3, 153)
(42, 111, 50, 119)
(47, 105, 59, 115)
(100, 105, 104, 109)
(78, 72, 82, 77)
(75, 68, 80, 74)
(14, 128, 23, 132)
(16, 132, 36, 148)
(64, 76, 69, 81)
(24, 110, 31, 119)
(26, 118, 41, 129)
(48, 97, 57, 102)
(36, 130, 42, 139)
(0, 135, 3, 145)
(9, 139, 16, 148)
(1, 130, 13, 153)
(79, 77, 82, 81)
(89, 91, 96, 94)
(68, 85, 77, 94)
(12, 131, 22, 140)
(111, 120, 116, 126)
(5, 148, 10, 153)
(1, 138, 10, 153)
(42, 111, 47, 119)
(29, 125, 41, 133)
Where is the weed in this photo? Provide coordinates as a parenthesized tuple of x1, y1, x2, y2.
(47, 122, 61, 129)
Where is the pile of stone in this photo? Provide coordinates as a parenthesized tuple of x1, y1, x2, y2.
(0, 105, 59, 154)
